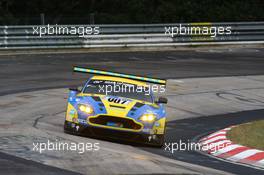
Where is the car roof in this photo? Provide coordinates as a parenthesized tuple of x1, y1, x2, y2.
(90, 75, 148, 86)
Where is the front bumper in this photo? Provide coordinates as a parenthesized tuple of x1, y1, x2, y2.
(64, 121, 163, 145)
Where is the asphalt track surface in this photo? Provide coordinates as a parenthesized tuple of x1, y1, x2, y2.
(0, 47, 264, 174)
(1, 47, 264, 95)
(0, 152, 80, 175)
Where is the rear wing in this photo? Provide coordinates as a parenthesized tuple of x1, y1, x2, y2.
(73, 67, 166, 85)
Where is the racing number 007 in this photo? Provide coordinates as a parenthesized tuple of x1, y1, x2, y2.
(108, 97, 128, 104)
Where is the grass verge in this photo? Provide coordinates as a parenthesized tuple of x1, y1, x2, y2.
(227, 120, 264, 150)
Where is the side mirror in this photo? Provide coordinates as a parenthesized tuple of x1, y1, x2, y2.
(69, 86, 83, 92)
(156, 97, 168, 104)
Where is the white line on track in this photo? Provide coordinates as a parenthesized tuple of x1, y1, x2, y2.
(201, 136, 227, 145)
(227, 150, 262, 161)
(213, 145, 243, 156)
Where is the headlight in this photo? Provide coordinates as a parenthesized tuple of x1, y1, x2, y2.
(78, 104, 93, 114)
(139, 114, 156, 122)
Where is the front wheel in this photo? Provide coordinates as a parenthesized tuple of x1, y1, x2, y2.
(152, 121, 166, 147)
(64, 121, 80, 134)
(149, 134, 165, 147)
(156, 135, 165, 147)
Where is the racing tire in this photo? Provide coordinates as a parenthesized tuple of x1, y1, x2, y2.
(64, 121, 79, 135)
(150, 134, 165, 148)
(152, 122, 166, 147)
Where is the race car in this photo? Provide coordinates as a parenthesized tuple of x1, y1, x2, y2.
(64, 67, 168, 146)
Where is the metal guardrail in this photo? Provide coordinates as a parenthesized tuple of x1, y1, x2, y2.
(0, 22, 264, 49)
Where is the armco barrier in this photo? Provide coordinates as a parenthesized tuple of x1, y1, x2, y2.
(0, 22, 264, 49)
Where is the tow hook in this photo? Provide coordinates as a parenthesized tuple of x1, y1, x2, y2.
(76, 125, 79, 131)
(148, 136, 152, 141)
(148, 135, 157, 142)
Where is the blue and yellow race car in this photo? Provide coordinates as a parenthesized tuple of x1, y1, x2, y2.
(64, 67, 167, 146)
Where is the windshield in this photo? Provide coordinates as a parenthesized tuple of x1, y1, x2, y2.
(83, 79, 153, 103)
